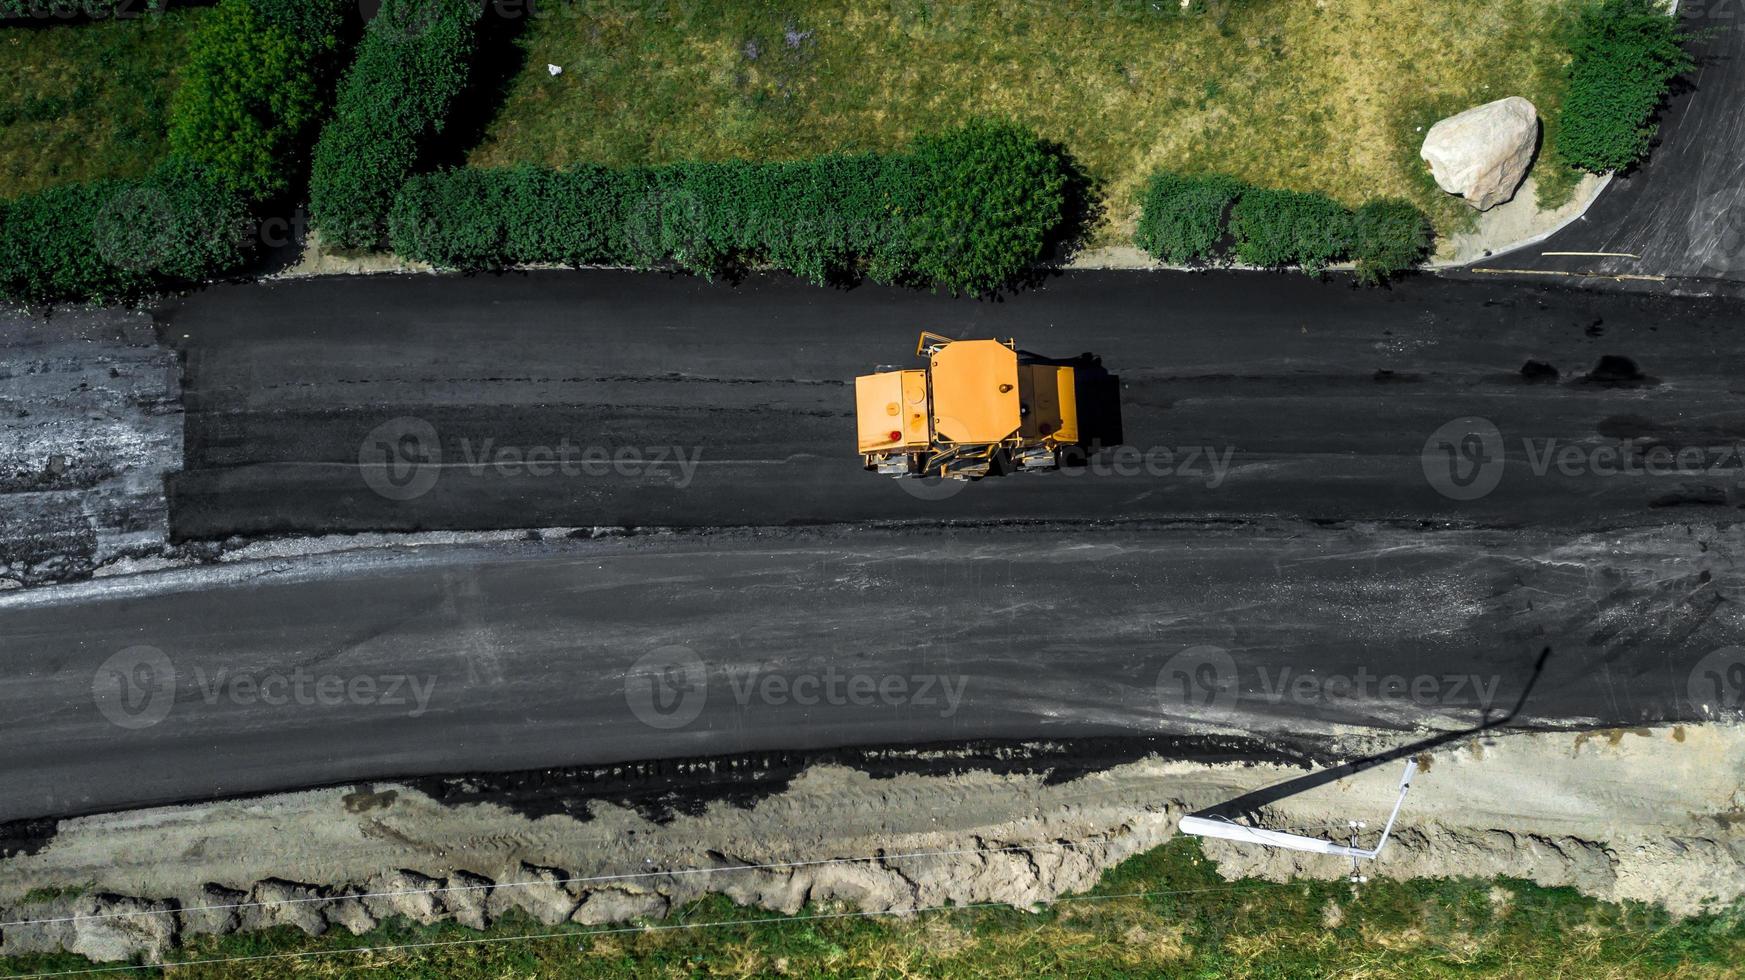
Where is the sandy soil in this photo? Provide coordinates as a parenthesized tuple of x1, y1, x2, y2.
(2, 724, 1738, 960)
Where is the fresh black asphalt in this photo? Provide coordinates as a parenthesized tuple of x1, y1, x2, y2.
(162, 270, 1745, 539)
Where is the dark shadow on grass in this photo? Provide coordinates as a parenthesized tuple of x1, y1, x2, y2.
(422, 0, 530, 170)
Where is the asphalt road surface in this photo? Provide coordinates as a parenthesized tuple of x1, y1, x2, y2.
(1474, 2, 1745, 286)
(3, 269, 1738, 823)
(3, 521, 1741, 823)
(163, 271, 1745, 539)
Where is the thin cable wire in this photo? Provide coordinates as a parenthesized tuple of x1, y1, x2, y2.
(7, 881, 1280, 980)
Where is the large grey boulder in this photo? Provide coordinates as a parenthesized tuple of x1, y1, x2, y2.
(1420, 97, 1539, 211)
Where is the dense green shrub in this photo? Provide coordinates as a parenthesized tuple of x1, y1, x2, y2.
(618, 155, 927, 284)
(906, 119, 1076, 294)
(390, 123, 1081, 294)
(1352, 198, 1434, 284)
(0, 0, 163, 21)
(1558, 0, 1694, 174)
(1229, 188, 1353, 273)
(0, 158, 247, 304)
(249, 0, 348, 39)
(391, 165, 636, 270)
(167, 0, 350, 201)
(1133, 172, 1249, 265)
(309, 0, 481, 249)
(1134, 171, 1432, 280)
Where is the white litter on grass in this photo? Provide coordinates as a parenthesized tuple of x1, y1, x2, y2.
(547, 64, 563, 76)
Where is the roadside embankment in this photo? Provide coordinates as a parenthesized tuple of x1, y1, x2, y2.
(2, 724, 1738, 962)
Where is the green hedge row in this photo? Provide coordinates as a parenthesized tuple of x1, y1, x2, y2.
(0, 0, 163, 20)
(309, 0, 482, 249)
(1132, 172, 1245, 266)
(1134, 171, 1432, 282)
(389, 120, 1084, 295)
(168, 0, 352, 201)
(0, 159, 247, 304)
(1558, 0, 1694, 174)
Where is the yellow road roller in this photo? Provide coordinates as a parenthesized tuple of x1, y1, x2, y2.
(856, 331, 1080, 480)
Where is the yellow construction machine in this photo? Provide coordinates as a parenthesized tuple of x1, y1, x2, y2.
(856, 332, 1081, 481)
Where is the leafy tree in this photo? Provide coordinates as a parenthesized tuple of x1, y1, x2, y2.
(1558, 0, 1694, 174)
(167, 0, 346, 201)
(907, 119, 1075, 295)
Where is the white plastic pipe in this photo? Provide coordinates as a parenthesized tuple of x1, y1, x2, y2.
(1179, 759, 1417, 861)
